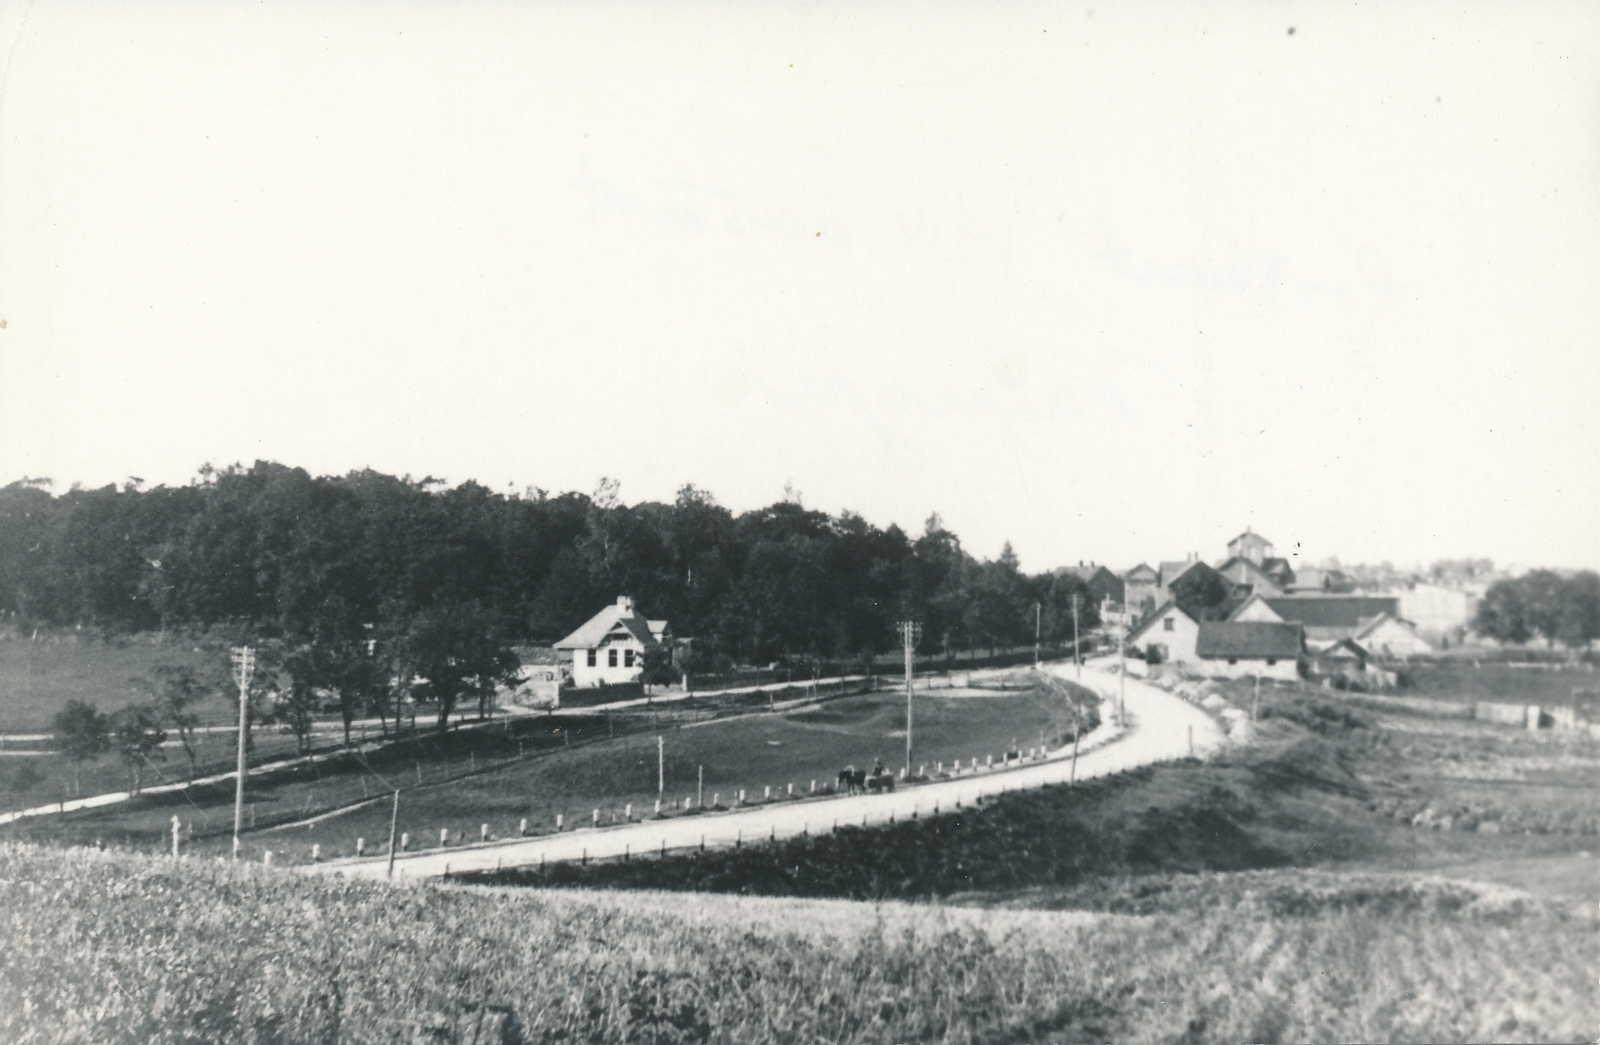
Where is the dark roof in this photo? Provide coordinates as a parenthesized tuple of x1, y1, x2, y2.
(1316, 638, 1369, 662)
(1261, 595, 1399, 629)
(1057, 564, 1124, 600)
(1218, 556, 1274, 580)
(1261, 557, 1296, 584)
(1196, 622, 1304, 660)
(1159, 560, 1203, 586)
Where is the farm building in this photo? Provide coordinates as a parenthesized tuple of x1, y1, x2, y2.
(1126, 601, 1200, 665)
(1352, 613, 1433, 658)
(1193, 621, 1304, 681)
(503, 646, 565, 709)
(555, 596, 669, 688)
(1255, 594, 1401, 649)
(1314, 637, 1370, 674)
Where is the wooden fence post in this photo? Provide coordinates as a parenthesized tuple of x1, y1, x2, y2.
(356, 837, 365, 856)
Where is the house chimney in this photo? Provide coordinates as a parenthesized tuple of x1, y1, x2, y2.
(617, 595, 633, 612)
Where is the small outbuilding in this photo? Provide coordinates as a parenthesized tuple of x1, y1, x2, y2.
(1193, 621, 1304, 680)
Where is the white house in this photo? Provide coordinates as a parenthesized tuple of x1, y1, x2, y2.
(1126, 601, 1200, 664)
(555, 596, 669, 688)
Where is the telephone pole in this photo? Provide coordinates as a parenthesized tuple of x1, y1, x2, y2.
(1117, 617, 1127, 724)
(230, 646, 255, 859)
(897, 620, 922, 774)
(1033, 602, 1041, 668)
(1071, 593, 1082, 680)
(657, 735, 665, 796)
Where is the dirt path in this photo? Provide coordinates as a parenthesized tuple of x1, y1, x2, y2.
(319, 662, 1228, 881)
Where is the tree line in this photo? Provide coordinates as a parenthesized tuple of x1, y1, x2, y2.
(4, 462, 1100, 737)
(1473, 570, 1600, 649)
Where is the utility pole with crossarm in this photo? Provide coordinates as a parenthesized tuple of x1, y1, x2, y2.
(230, 646, 255, 859)
(897, 620, 922, 775)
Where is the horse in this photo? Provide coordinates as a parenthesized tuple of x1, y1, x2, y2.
(838, 766, 867, 794)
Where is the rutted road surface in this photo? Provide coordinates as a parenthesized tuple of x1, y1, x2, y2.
(323, 662, 1228, 881)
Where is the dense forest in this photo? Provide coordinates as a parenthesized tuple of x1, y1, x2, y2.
(0, 462, 1098, 672)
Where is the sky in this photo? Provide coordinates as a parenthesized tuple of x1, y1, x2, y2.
(2, 1, 1597, 574)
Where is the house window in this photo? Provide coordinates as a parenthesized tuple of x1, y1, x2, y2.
(1266, 658, 1277, 666)
(586, 650, 596, 668)
(624, 649, 635, 668)
(608, 648, 618, 668)
(1228, 658, 1238, 665)
(1163, 618, 1174, 632)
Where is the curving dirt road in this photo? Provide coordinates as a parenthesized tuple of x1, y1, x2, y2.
(320, 661, 1228, 881)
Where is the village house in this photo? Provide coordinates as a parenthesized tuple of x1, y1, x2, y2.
(1233, 593, 1401, 650)
(1219, 528, 1295, 591)
(554, 596, 669, 688)
(1397, 583, 1479, 643)
(1352, 612, 1434, 658)
(1193, 621, 1304, 681)
(1123, 563, 1160, 623)
(1125, 601, 1200, 664)
(1216, 555, 1289, 598)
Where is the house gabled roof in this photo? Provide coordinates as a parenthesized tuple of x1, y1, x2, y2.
(1226, 593, 1284, 622)
(1316, 637, 1370, 662)
(1196, 621, 1304, 660)
(1260, 557, 1296, 584)
(1127, 601, 1197, 644)
(1218, 556, 1277, 582)
(555, 598, 663, 650)
(1261, 595, 1399, 629)
(1159, 559, 1204, 586)
(1124, 562, 1158, 582)
(1352, 613, 1420, 643)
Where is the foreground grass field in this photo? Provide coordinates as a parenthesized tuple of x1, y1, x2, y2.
(1, 842, 1591, 1044)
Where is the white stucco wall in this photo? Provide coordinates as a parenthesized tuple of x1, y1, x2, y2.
(1192, 656, 1301, 681)
(1133, 607, 1200, 664)
(570, 637, 648, 687)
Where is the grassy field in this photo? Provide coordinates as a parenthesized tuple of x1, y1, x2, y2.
(1, 679, 1098, 866)
(1396, 657, 1600, 710)
(4, 674, 1597, 1042)
(1, 842, 1591, 1044)
(0, 628, 222, 733)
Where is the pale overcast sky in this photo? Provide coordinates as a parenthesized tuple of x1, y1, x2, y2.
(2, 1, 1597, 572)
